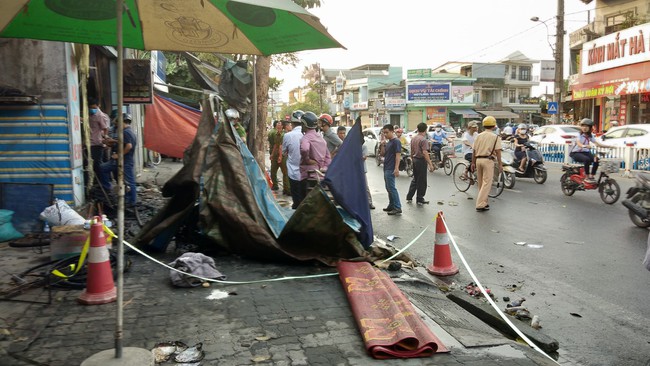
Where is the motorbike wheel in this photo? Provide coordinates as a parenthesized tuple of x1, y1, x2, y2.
(443, 157, 453, 176)
(560, 173, 576, 196)
(375, 147, 382, 166)
(452, 162, 471, 192)
(503, 171, 516, 189)
(533, 168, 547, 184)
(151, 151, 162, 165)
(627, 195, 650, 228)
(599, 179, 620, 204)
(489, 171, 505, 198)
(406, 159, 413, 177)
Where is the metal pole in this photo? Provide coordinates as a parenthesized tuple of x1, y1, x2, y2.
(115, 0, 124, 359)
(555, 0, 564, 124)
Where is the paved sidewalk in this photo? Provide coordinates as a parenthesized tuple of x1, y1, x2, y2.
(0, 160, 557, 365)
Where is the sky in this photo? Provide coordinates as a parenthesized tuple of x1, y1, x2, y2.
(270, 0, 597, 102)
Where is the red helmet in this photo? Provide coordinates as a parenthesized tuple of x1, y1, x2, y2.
(318, 113, 333, 126)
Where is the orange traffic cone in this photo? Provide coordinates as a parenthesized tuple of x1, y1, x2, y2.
(78, 217, 116, 305)
(427, 212, 459, 276)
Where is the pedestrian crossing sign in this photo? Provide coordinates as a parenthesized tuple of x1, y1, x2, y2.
(547, 102, 558, 114)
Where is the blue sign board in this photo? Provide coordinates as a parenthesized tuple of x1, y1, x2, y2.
(547, 102, 558, 114)
(154, 51, 167, 83)
(407, 84, 450, 103)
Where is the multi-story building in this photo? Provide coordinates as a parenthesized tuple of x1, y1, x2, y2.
(321, 64, 403, 128)
(569, 0, 650, 132)
(433, 51, 541, 126)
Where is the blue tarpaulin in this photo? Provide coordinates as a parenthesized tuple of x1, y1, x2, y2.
(323, 120, 374, 248)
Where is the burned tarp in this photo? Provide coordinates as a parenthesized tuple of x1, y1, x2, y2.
(136, 99, 396, 266)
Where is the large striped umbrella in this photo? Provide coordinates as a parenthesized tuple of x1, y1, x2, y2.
(1, 1, 343, 363)
(0, 0, 344, 55)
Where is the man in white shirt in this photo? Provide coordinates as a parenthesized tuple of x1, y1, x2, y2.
(282, 111, 305, 209)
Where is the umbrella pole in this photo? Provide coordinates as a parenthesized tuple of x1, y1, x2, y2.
(115, 0, 125, 359)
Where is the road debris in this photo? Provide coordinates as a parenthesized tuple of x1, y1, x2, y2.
(174, 343, 205, 363)
(151, 341, 188, 363)
(386, 235, 399, 242)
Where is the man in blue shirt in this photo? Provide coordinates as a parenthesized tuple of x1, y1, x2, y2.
(99, 113, 137, 206)
(382, 124, 402, 215)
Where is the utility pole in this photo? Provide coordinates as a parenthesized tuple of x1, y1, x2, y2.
(555, 0, 564, 124)
(318, 63, 323, 112)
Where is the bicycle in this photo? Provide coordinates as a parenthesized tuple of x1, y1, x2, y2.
(430, 143, 454, 175)
(150, 150, 162, 165)
(452, 160, 505, 198)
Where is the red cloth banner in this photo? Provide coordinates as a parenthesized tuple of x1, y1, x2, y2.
(144, 94, 201, 158)
(337, 261, 449, 359)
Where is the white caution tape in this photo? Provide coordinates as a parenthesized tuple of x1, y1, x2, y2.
(380, 225, 430, 264)
(440, 215, 560, 365)
(122, 239, 338, 285)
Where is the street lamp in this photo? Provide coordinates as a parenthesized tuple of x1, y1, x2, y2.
(531, 0, 564, 124)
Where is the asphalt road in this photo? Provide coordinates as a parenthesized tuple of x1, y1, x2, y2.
(366, 160, 650, 366)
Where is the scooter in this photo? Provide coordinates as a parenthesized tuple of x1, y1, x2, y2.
(502, 142, 547, 188)
(621, 172, 650, 228)
(559, 153, 621, 204)
(399, 146, 414, 177)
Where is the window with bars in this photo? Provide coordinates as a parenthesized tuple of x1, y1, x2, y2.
(509, 90, 516, 103)
(511, 66, 517, 79)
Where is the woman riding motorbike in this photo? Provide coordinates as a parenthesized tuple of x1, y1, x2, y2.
(513, 123, 529, 174)
(569, 118, 611, 183)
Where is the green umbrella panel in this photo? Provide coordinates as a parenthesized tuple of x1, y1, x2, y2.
(0, 0, 344, 55)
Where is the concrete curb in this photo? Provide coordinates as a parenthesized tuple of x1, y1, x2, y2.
(446, 290, 559, 353)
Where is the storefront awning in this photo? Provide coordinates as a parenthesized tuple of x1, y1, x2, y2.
(510, 106, 541, 114)
(477, 110, 519, 119)
(449, 108, 480, 118)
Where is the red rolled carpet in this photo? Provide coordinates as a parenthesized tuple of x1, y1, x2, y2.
(337, 261, 449, 359)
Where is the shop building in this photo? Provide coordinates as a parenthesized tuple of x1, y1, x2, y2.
(404, 69, 477, 131)
(569, 0, 650, 132)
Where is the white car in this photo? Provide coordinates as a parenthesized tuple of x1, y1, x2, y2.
(530, 124, 581, 144)
(600, 124, 650, 148)
(362, 127, 383, 156)
(407, 124, 457, 140)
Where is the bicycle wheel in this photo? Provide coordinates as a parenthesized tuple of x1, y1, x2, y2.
(489, 171, 505, 198)
(453, 162, 471, 192)
(151, 151, 162, 165)
(443, 157, 453, 175)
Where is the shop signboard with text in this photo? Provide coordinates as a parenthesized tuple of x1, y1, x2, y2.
(407, 83, 450, 103)
(384, 89, 406, 109)
(581, 23, 649, 74)
(572, 76, 650, 100)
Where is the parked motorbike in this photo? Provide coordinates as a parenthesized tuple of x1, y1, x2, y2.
(559, 153, 621, 204)
(621, 172, 650, 228)
(501, 142, 547, 188)
(399, 146, 414, 177)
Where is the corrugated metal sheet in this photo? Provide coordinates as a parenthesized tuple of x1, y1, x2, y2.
(0, 104, 74, 203)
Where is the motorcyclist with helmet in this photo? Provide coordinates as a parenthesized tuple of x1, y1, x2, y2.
(225, 108, 246, 140)
(318, 113, 342, 154)
(569, 118, 612, 183)
(300, 111, 331, 197)
(513, 123, 530, 174)
(430, 123, 454, 164)
(395, 128, 408, 147)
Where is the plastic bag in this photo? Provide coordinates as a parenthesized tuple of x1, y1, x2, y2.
(39, 199, 85, 226)
(0, 210, 23, 242)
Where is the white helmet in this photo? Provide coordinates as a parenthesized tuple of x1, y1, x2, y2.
(518, 123, 527, 130)
(225, 108, 240, 120)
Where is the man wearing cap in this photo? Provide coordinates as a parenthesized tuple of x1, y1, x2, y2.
(99, 113, 137, 205)
(471, 116, 502, 212)
(462, 121, 480, 162)
(282, 111, 304, 209)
